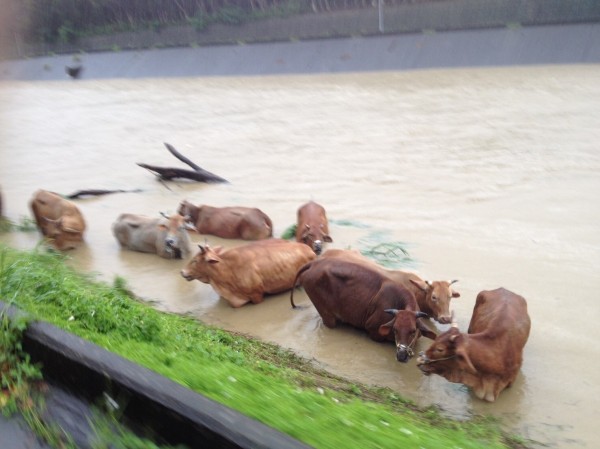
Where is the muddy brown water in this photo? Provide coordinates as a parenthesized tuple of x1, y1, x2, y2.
(1, 65, 599, 448)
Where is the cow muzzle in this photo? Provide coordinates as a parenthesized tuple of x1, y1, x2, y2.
(165, 238, 183, 258)
(396, 344, 414, 363)
(437, 315, 452, 325)
(312, 240, 323, 255)
(416, 351, 431, 373)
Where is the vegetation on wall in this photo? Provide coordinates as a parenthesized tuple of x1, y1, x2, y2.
(7, 0, 393, 44)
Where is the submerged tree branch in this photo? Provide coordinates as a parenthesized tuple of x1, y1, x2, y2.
(137, 143, 228, 183)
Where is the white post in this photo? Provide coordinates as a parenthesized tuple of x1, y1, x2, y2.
(378, 0, 384, 33)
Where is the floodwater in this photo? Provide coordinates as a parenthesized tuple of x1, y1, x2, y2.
(1, 65, 599, 448)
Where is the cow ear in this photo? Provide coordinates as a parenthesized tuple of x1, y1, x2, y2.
(417, 320, 437, 340)
(378, 319, 394, 337)
(323, 234, 333, 243)
(451, 291, 461, 298)
(207, 254, 221, 264)
(158, 223, 167, 230)
(410, 278, 428, 292)
(456, 345, 477, 374)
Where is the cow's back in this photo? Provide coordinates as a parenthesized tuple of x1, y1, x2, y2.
(470, 288, 531, 340)
(223, 239, 315, 293)
(30, 190, 64, 224)
(30, 189, 86, 237)
(322, 249, 422, 301)
(113, 214, 161, 254)
(298, 258, 408, 330)
(196, 206, 272, 240)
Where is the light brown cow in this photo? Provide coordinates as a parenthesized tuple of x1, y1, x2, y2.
(29, 189, 86, 250)
(295, 201, 332, 255)
(112, 213, 192, 259)
(177, 200, 272, 240)
(181, 239, 316, 308)
(417, 287, 531, 402)
(322, 249, 460, 324)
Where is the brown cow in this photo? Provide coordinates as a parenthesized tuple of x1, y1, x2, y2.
(177, 200, 272, 240)
(291, 258, 436, 362)
(29, 189, 86, 250)
(417, 287, 531, 402)
(322, 249, 460, 324)
(112, 213, 192, 259)
(295, 201, 332, 255)
(181, 239, 316, 308)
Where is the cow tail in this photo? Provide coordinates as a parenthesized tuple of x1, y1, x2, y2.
(290, 261, 312, 309)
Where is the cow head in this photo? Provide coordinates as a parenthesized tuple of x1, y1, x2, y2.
(159, 213, 192, 259)
(410, 279, 460, 324)
(43, 217, 82, 250)
(378, 309, 437, 363)
(181, 244, 223, 282)
(416, 324, 477, 377)
(300, 224, 333, 255)
(176, 200, 199, 227)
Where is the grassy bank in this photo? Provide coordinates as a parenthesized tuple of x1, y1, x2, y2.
(0, 244, 528, 449)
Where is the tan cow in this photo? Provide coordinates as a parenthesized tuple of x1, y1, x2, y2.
(112, 213, 192, 259)
(322, 249, 460, 324)
(177, 200, 272, 240)
(181, 239, 316, 308)
(295, 201, 332, 255)
(417, 287, 531, 402)
(29, 189, 86, 250)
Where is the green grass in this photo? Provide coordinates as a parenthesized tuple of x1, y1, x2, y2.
(0, 244, 527, 449)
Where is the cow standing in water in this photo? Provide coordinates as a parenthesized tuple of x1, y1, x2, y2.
(417, 287, 531, 402)
(291, 257, 436, 362)
(112, 213, 192, 260)
(322, 249, 460, 324)
(295, 201, 332, 255)
(177, 200, 272, 240)
(30, 189, 86, 250)
(181, 239, 316, 308)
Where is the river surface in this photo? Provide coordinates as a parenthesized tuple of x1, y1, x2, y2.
(1, 65, 599, 448)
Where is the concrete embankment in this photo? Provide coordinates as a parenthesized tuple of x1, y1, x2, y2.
(1, 22, 599, 81)
(0, 301, 312, 449)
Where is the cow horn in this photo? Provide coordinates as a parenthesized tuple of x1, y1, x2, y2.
(425, 280, 433, 287)
(415, 311, 429, 319)
(448, 279, 459, 285)
(384, 309, 399, 316)
(160, 211, 170, 219)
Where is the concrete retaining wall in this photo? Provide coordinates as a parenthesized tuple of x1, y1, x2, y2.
(1, 22, 599, 81)
(0, 301, 312, 449)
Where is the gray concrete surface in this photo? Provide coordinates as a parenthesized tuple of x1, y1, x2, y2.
(1, 301, 313, 449)
(1, 22, 599, 82)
